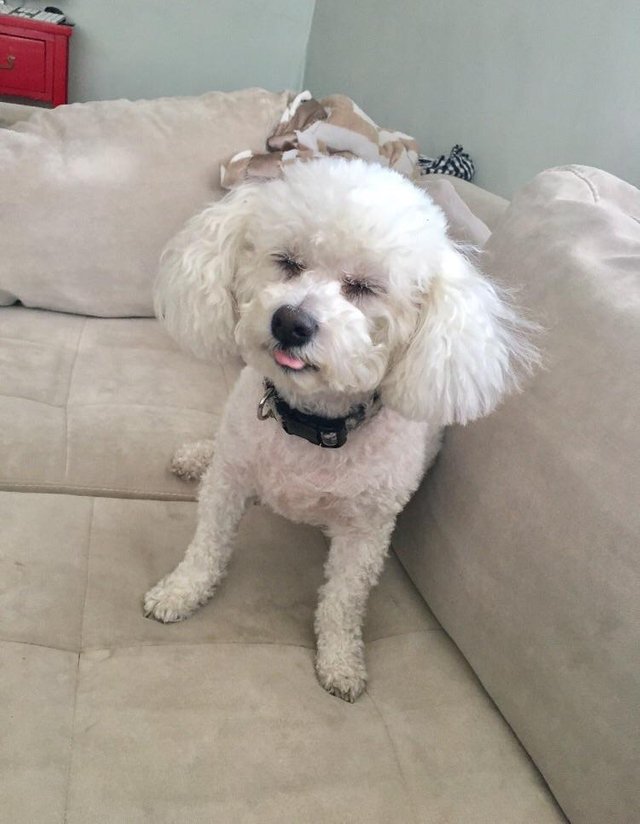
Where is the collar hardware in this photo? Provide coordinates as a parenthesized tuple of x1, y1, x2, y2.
(257, 379, 381, 448)
(257, 384, 277, 420)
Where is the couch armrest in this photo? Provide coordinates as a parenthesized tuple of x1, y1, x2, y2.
(394, 165, 640, 824)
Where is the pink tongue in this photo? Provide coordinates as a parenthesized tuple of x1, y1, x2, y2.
(274, 350, 306, 370)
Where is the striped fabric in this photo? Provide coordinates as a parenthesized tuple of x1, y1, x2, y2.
(418, 144, 475, 181)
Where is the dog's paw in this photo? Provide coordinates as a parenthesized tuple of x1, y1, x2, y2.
(170, 440, 215, 482)
(143, 576, 207, 623)
(315, 645, 368, 703)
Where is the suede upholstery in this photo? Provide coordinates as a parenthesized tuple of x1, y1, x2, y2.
(394, 166, 640, 824)
(2, 94, 621, 824)
(1, 491, 563, 823)
(0, 306, 241, 499)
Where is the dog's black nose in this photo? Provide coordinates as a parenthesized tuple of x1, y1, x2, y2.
(271, 305, 318, 347)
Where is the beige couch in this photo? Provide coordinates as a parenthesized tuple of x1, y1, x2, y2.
(1, 91, 637, 824)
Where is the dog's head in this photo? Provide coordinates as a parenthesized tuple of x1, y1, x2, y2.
(156, 157, 537, 424)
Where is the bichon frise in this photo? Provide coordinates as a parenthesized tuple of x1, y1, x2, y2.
(144, 157, 537, 702)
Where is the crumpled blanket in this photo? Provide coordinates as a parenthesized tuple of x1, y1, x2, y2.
(220, 90, 419, 189)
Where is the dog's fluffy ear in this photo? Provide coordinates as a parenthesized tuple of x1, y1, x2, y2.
(382, 246, 539, 425)
(154, 186, 257, 360)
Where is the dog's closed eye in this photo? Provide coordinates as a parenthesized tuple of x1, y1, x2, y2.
(272, 251, 305, 278)
(342, 275, 382, 299)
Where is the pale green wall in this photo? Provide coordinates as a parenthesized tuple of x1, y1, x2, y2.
(57, 0, 315, 102)
(304, 0, 640, 196)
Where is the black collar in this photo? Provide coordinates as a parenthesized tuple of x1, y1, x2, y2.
(257, 379, 382, 448)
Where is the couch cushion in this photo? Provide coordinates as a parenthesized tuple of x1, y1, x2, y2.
(415, 177, 491, 246)
(0, 89, 289, 316)
(0, 490, 563, 823)
(0, 306, 241, 499)
(393, 165, 640, 824)
(448, 176, 509, 231)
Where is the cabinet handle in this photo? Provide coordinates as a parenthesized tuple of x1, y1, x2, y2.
(0, 55, 16, 70)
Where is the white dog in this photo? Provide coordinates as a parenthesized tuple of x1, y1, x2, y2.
(144, 157, 537, 702)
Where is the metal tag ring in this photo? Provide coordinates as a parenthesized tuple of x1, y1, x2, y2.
(257, 387, 276, 420)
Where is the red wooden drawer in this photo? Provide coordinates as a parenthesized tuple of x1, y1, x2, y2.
(0, 32, 47, 95)
(0, 16, 72, 106)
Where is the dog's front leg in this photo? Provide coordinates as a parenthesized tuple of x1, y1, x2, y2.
(314, 520, 394, 702)
(144, 465, 250, 623)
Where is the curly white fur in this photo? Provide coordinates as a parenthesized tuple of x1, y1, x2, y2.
(145, 158, 538, 702)
(170, 438, 215, 482)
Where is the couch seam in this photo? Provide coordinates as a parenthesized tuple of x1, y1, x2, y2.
(78, 498, 95, 657)
(65, 401, 216, 413)
(566, 167, 599, 204)
(82, 630, 440, 653)
(61, 651, 80, 824)
(365, 626, 443, 645)
(0, 392, 64, 409)
(0, 637, 77, 654)
(61, 497, 94, 824)
(80, 639, 317, 653)
(0, 333, 82, 349)
(0, 630, 442, 657)
(0, 480, 197, 500)
(64, 319, 88, 480)
(363, 687, 420, 824)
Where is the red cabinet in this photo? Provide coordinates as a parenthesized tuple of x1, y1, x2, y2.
(0, 15, 72, 106)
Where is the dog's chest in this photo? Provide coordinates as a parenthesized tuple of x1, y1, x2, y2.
(221, 368, 436, 527)
(247, 408, 432, 527)
(252, 443, 359, 524)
